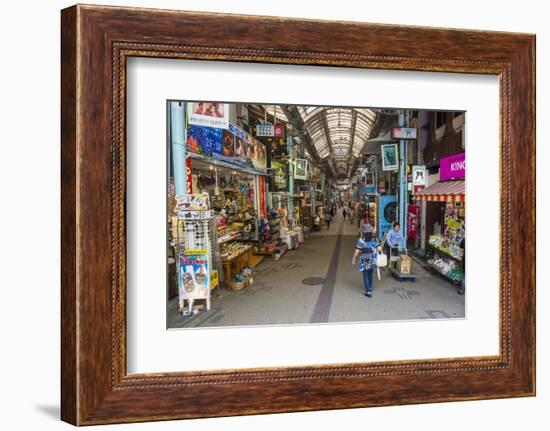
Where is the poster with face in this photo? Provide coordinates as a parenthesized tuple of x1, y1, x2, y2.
(255, 141, 267, 169)
(222, 129, 234, 157)
(234, 136, 248, 157)
(187, 102, 229, 129)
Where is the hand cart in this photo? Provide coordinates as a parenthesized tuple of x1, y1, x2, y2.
(389, 246, 417, 282)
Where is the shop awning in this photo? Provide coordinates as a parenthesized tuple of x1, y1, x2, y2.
(414, 180, 465, 202)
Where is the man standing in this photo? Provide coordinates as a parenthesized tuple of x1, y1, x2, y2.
(385, 222, 405, 268)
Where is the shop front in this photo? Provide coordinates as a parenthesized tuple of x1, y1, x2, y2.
(415, 153, 465, 285)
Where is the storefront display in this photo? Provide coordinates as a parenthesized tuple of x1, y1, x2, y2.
(426, 201, 465, 283)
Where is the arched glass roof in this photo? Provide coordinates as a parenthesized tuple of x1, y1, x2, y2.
(297, 106, 377, 177)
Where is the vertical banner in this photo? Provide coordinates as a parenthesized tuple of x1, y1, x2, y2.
(407, 204, 420, 239)
(259, 176, 266, 217)
(185, 157, 193, 193)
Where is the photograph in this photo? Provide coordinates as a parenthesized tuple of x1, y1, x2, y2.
(167, 102, 466, 328)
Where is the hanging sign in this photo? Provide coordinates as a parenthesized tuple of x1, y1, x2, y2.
(381, 143, 399, 171)
(256, 124, 274, 137)
(274, 124, 285, 137)
(391, 127, 417, 139)
(412, 165, 426, 194)
(259, 176, 266, 217)
(412, 165, 427, 186)
(256, 123, 285, 137)
(187, 102, 229, 129)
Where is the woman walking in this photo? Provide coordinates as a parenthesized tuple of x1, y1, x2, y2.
(352, 232, 382, 297)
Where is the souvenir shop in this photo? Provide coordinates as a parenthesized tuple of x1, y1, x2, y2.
(168, 103, 326, 315)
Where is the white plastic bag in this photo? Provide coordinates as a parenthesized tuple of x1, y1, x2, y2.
(376, 253, 388, 267)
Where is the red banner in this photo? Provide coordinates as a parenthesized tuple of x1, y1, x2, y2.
(186, 157, 193, 193)
(407, 204, 420, 239)
(259, 176, 266, 217)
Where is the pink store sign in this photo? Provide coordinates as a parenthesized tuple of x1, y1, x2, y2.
(440, 152, 465, 181)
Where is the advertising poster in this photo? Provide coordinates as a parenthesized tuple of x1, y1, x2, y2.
(253, 139, 267, 170)
(294, 158, 308, 180)
(378, 195, 397, 240)
(179, 253, 210, 300)
(234, 136, 248, 157)
(186, 125, 223, 156)
(381, 143, 399, 171)
(222, 129, 234, 157)
(187, 102, 229, 129)
(271, 160, 288, 192)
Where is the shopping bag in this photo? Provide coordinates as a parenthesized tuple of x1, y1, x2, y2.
(376, 253, 388, 267)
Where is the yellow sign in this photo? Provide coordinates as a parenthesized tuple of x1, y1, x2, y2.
(184, 249, 208, 255)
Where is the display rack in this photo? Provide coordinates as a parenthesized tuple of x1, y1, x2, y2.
(174, 193, 214, 316)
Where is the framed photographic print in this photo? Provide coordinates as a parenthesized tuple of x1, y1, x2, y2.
(61, 4, 535, 426)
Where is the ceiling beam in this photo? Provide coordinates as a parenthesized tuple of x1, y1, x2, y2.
(280, 105, 325, 166)
(321, 110, 336, 161)
(345, 110, 358, 178)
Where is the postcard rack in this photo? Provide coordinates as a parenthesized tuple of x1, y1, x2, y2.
(173, 193, 214, 316)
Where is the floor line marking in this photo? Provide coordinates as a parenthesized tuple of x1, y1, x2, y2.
(310, 218, 344, 323)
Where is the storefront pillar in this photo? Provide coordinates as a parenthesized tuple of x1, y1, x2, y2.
(169, 101, 187, 194)
(398, 111, 408, 240)
(287, 136, 294, 217)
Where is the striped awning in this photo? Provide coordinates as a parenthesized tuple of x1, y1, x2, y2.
(414, 180, 465, 202)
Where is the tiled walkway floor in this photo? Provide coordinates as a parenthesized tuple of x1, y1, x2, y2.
(168, 214, 465, 328)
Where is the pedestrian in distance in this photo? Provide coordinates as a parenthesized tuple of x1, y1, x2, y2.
(325, 211, 332, 229)
(342, 208, 347, 220)
(352, 231, 383, 297)
(360, 218, 374, 236)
